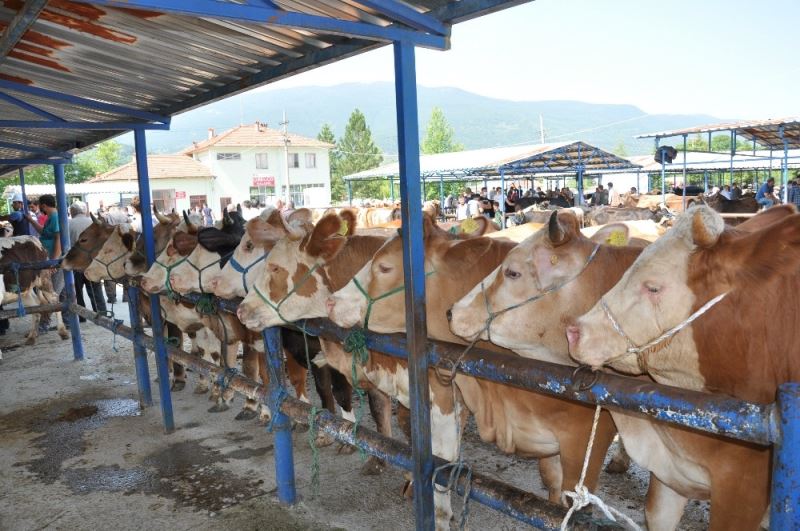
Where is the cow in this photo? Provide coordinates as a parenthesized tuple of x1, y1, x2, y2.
(234, 212, 410, 478)
(325, 215, 619, 529)
(357, 206, 401, 228)
(0, 237, 68, 346)
(699, 193, 759, 213)
(62, 213, 116, 271)
(567, 204, 800, 530)
(585, 206, 659, 226)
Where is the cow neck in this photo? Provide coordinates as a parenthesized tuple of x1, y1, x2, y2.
(94, 230, 140, 281)
(324, 235, 387, 292)
(228, 241, 275, 294)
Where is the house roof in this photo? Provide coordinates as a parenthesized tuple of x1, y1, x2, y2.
(90, 154, 212, 182)
(182, 122, 335, 154)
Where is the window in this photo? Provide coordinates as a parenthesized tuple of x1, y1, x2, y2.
(288, 153, 300, 168)
(152, 189, 175, 213)
(305, 153, 316, 168)
(250, 186, 276, 206)
(217, 152, 241, 161)
(281, 183, 324, 207)
(255, 153, 269, 169)
(189, 195, 207, 210)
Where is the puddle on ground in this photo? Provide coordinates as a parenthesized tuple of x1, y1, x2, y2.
(3, 394, 271, 513)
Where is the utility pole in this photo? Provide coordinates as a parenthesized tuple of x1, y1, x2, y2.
(539, 114, 545, 144)
(281, 110, 291, 204)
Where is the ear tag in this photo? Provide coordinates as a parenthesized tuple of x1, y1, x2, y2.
(461, 218, 478, 234)
(607, 231, 627, 247)
(338, 220, 349, 236)
(550, 255, 559, 266)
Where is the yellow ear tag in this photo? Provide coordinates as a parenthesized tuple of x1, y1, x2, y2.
(461, 218, 478, 234)
(607, 231, 627, 247)
(550, 255, 559, 266)
(338, 220, 349, 236)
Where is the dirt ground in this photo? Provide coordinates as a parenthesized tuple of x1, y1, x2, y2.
(0, 290, 710, 530)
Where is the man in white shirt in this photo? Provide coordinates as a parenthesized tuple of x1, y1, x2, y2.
(455, 196, 469, 220)
(608, 182, 621, 207)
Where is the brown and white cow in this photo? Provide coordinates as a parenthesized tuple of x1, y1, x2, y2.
(0, 237, 68, 348)
(568, 205, 800, 530)
(62, 213, 116, 271)
(326, 215, 619, 528)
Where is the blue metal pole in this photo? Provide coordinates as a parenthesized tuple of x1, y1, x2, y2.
(438, 174, 444, 219)
(262, 327, 296, 503)
(53, 163, 84, 361)
(133, 128, 175, 433)
(393, 40, 434, 531)
(126, 284, 152, 407)
(390, 176, 395, 202)
(18, 168, 29, 213)
(704, 170, 709, 193)
(730, 130, 736, 188)
(347, 180, 352, 206)
(635, 170, 640, 195)
(576, 168, 584, 206)
(499, 167, 506, 227)
(770, 382, 800, 529)
(682, 134, 688, 210)
(780, 125, 789, 204)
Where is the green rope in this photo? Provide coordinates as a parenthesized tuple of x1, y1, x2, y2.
(165, 336, 181, 347)
(343, 328, 369, 461)
(307, 405, 320, 497)
(194, 293, 216, 315)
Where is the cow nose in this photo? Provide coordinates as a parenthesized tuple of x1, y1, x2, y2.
(445, 309, 453, 322)
(236, 305, 245, 321)
(566, 324, 581, 348)
(325, 297, 335, 316)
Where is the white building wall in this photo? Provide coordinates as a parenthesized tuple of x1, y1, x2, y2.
(148, 177, 215, 214)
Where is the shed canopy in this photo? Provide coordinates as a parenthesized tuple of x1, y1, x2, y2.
(0, 0, 529, 177)
(636, 118, 800, 150)
(344, 141, 640, 181)
(626, 150, 800, 174)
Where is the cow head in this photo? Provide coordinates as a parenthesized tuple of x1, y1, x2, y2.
(84, 224, 138, 282)
(62, 213, 115, 271)
(568, 205, 728, 385)
(167, 209, 248, 294)
(140, 231, 198, 294)
(450, 211, 641, 364)
(211, 208, 312, 299)
(328, 215, 514, 340)
(237, 211, 363, 331)
(123, 207, 182, 276)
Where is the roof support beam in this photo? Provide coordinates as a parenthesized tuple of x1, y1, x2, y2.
(0, 140, 72, 158)
(0, 158, 72, 165)
(355, 1, 448, 35)
(0, 0, 49, 64)
(0, 91, 65, 122)
(0, 79, 170, 124)
(0, 121, 170, 130)
(70, 0, 448, 50)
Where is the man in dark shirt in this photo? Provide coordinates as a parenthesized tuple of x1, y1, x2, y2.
(756, 178, 777, 209)
(0, 193, 29, 236)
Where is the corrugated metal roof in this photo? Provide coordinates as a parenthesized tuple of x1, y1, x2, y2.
(4, 181, 142, 196)
(636, 117, 800, 150)
(625, 150, 800, 173)
(0, 0, 531, 177)
(182, 121, 333, 154)
(89, 153, 212, 182)
(344, 141, 641, 181)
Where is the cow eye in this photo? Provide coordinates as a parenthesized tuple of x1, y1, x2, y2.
(268, 263, 279, 274)
(504, 268, 521, 280)
(245, 241, 254, 251)
(377, 263, 392, 274)
(644, 282, 661, 294)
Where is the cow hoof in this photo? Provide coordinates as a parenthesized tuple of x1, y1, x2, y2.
(401, 480, 414, 499)
(336, 442, 357, 455)
(171, 380, 186, 392)
(58, 329, 69, 340)
(234, 408, 258, 421)
(359, 456, 386, 476)
(25, 336, 36, 346)
(293, 421, 309, 433)
(605, 454, 631, 474)
(313, 432, 335, 448)
(193, 386, 208, 395)
(207, 403, 230, 413)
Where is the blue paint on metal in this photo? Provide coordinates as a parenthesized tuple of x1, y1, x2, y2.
(126, 284, 153, 408)
(438, 174, 444, 218)
(18, 168, 28, 214)
(0, 158, 72, 165)
(779, 125, 789, 204)
(70, 0, 448, 50)
(703, 170, 709, 192)
(0, 140, 71, 158)
(355, 0, 449, 35)
(770, 383, 800, 528)
(0, 91, 65, 122)
(0, 79, 170, 124)
(133, 128, 174, 433)
(0, 121, 170, 130)
(347, 180, 353, 206)
(730, 130, 736, 188)
(393, 40, 434, 531)
(499, 167, 506, 227)
(390, 176, 395, 202)
(53, 163, 84, 361)
(0, 0, 48, 60)
(261, 327, 296, 504)
(682, 134, 688, 210)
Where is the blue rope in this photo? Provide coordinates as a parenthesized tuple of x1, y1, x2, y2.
(216, 366, 239, 392)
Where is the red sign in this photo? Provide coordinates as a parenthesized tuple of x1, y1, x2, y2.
(175, 191, 187, 199)
(252, 175, 275, 187)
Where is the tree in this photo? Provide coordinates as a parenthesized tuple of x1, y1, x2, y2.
(421, 107, 463, 155)
(337, 109, 385, 199)
(93, 140, 123, 174)
(317, 123, 345, 202)
(612, 140, 628, 157)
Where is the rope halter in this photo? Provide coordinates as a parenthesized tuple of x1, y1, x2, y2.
(352, 269, 437, 331)
(93, 234, 140, 282)
(599, 291, 729, 373)
(228, 249, 270, 294)
(253, 262, 322, 325)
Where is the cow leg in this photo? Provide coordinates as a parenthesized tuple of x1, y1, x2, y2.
(604, 435, 632, 474)
(216, 341, 241, 410)
(285, 348, 308, 403)
(166, 323, 185, 391)
(190, 336, 210, 394)
(554, 410, 616, 501)
(235, 344, 260, 421)
(310, 363, 337, 414)
(36, 279, 68, 340)
(396, 403, 414, 498)
(708, 461, 769, 531)
(539, 455, 564, 504)
(429, 397, 460, 531)
(331, 368, 354, 417)
(359, 388, 393, 476)
(23, 290, 41, 344)
(256, 347, 271, 424)
(644, 474, 688, 531)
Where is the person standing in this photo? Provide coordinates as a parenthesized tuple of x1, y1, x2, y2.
(607, 182, 621, 207)
(26, 194, 62, 333)
(68, 202, 107, 319)
(756, 178, 777, 209)
(0, 193, 30, 236)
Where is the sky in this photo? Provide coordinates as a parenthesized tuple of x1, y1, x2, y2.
(262, 0, 798, 120)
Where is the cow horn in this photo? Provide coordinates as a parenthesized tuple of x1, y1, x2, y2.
(153, 204, 171, 225)
(548, 211, 566, 244)
(182, 210, 198, 234)
(90, 211, 99, 224)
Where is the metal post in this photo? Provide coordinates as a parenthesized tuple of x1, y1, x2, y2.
(780, 125, 789, 204)
(576, 168, 584, 206)
(422, 178, 426, 204)
(18, 168, 29, 213)
(438, 174, 444, 220)
(770, 382, 800, 529)
(635, 170, 640, 195)
(347, 180, 353, 206)
(682, 134, 688, 210)
(133, 128, 175, 433)
(126, 284, 152, 407)
(390, 176, 395, 202)
(730, 130, 736, 188)
(262, 327, 296, 504)
(54, 163, 84, 361)
(703, 170, 709, 193)
(499, 167, 506, 228)
(393, 40, 433, 531)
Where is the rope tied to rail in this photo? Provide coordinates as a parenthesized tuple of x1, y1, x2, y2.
(560, 404, 641, 531)
(343, 327, 369, 460)
(307, 405, 321, 497)
(11, 264, 25, 317)
(216, 366, 238, 394)
(194, 293, 216, 315)
(110, 315, 124, 353)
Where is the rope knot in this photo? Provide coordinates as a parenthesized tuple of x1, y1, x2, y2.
(343, 328, 369, 365)
(194, 293, 216, 315)
(216, 367, 238, 392)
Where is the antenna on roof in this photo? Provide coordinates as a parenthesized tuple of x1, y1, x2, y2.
(281, 110, 291, 204)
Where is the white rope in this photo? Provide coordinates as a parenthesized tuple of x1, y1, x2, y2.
(560, 405, 642, 531)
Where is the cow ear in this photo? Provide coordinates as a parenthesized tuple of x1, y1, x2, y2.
(306, 214, 346, 260)
(722, 214, 800, 281)
(288, 208, 313, 226)
(173, 232, 197, 256)
(445, 237, 496, 264)
(422, 214, 438, 240)
(166, 243, 178, 257)
(548, 211, 581, 246)
(457, 216, 487, 238)
(121, 232, 136, 251)
(589, 223, 631, 246)
(337, 209, 356, 237)
(198, 228, 239, 253)
(691, 207, 725, 248)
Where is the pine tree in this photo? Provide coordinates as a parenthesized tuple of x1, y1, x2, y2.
(421, 107, 463, 154)
(317, 123, 345, 201)
(337, 109, 386, 199)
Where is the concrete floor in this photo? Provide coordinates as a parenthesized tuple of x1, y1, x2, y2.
(0, 292, 710, 530)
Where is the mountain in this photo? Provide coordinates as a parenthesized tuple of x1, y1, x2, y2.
(127, 82, 723, 157)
